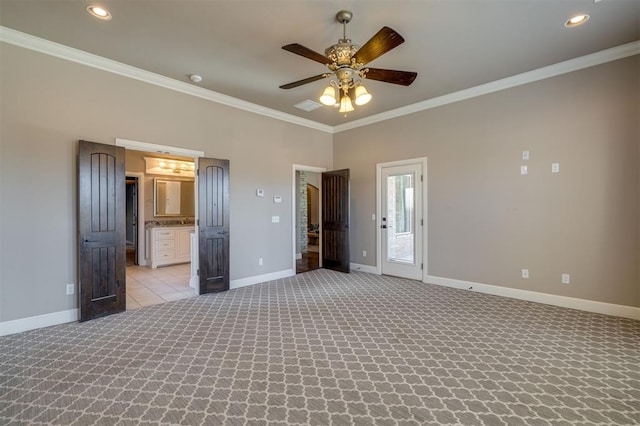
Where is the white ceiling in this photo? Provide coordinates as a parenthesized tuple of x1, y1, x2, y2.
(1, 0, 638, 127)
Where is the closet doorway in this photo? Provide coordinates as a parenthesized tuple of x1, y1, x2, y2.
(294, 166, 324, 273)
(125, 176, 139, 266)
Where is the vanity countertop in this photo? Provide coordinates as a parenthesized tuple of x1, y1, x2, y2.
(145, 221, 195, 229)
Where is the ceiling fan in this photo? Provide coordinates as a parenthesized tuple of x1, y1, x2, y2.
(280, 10, 417, 113)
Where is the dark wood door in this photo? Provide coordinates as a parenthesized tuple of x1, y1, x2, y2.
(78, 140, 126, 321)
(198, 157, 230, 293)
(322, 169, 350, 273)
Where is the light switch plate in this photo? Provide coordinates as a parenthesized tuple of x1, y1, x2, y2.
(271, 216, 279, 223)
(273, 196, 282, 203)
(521, 165, 528, 175)
(522, 151, 530, 161)
(256, 189, 264, 197)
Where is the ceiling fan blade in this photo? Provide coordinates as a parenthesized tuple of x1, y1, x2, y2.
(282, 43, 332, 65)
(364, 68, 417, 86)
(279, 74, 328, 89)
(354, 27, 405, 66)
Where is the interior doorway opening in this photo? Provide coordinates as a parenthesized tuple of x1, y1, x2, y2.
(125, 176, 139, 266)
(296, 170, 321, 273)
(293, 165, 326, 274)
(116, 138, 205, 311)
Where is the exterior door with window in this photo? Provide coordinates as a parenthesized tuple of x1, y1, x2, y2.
(381, 163, 423, 280)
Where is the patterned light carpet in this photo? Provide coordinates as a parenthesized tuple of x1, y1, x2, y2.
(1, 270, 639, 425)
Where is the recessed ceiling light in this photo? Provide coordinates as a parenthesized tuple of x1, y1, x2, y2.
(86, 5, 112, 20)
(189, 74, 202, 83)
(564, 14, 589, 27)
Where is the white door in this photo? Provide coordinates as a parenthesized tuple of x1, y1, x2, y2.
(381, 163, 423, 280)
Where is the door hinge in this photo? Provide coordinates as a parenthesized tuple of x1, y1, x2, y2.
(421, 175, 423, 182)
(197, 219, 199, 226)
(421, 263, 423, 270)
(197, 269, 200, 276)
(196, 169, 199, 176)
(421, 219, 423, 226)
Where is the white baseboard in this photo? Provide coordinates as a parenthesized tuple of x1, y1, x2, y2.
(350, 263, 379, 274)
(230, 269, 295, 290)
(427, 275, 640, 321)
(0, 309, 78, 337)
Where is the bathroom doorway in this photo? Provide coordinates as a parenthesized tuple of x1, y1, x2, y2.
(123, 148, 198, 310)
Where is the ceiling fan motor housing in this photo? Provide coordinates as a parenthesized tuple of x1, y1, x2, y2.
(325, 42, 359, 67)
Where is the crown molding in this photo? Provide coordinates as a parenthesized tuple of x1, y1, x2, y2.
(0, 26, 333, 134)
(2, 26, 637, 135)
(334, 40, 640, 133)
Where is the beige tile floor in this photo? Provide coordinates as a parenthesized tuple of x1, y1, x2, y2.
(126, 263, 197, 310)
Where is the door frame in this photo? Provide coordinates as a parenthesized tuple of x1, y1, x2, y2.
(116, 138, 204, 293)
(292, 164, 326, 272)
(125, 172, 145, 265)
(376, 157, 428, 281)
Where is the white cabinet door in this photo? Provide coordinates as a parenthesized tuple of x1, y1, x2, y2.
(175, 228, 192, 261)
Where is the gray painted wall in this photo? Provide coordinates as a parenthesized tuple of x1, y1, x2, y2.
(334, 56, 640, 308)
(0, 44, 333, 322)
(1, 42, 637, 325)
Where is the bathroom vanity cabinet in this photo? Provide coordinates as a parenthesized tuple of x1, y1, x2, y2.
(149, 226, 195, 268)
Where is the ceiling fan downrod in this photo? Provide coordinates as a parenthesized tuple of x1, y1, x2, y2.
(336, 10, 353, 42)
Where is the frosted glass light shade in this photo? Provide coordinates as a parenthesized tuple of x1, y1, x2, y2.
(319, 86, 337, 106)
(355, 85, 372, 105)
(339, 95, 354, 113)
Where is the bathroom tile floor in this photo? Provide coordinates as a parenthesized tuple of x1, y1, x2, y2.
(125, 263, 196, 310)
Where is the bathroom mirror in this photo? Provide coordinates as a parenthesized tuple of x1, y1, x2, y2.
(154, 178, 195, 217)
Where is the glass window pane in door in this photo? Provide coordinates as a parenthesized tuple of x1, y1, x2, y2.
(386, 173, 415, 263)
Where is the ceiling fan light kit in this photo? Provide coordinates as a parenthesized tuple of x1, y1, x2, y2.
(280, 10, 417, 116)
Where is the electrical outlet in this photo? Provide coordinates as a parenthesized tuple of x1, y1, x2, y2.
(363, 250, 367, 257)
(552, 163, 560, 173)
(562, 273, 570, 284)
(66, 284, 75, 295)
(522, 150, 530, 161)
(521, 269, 529, 279)
(521, 165, 528, 175)
(271, 216, 279, 223)
(258, 258, 263, 266)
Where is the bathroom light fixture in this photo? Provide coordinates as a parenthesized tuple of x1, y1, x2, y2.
(86, 5, 112, 20)
(564, 14, 589, 27)
(144, 157, 195, 177)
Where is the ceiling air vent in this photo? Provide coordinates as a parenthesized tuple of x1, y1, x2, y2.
(294, 99, 322, 111)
